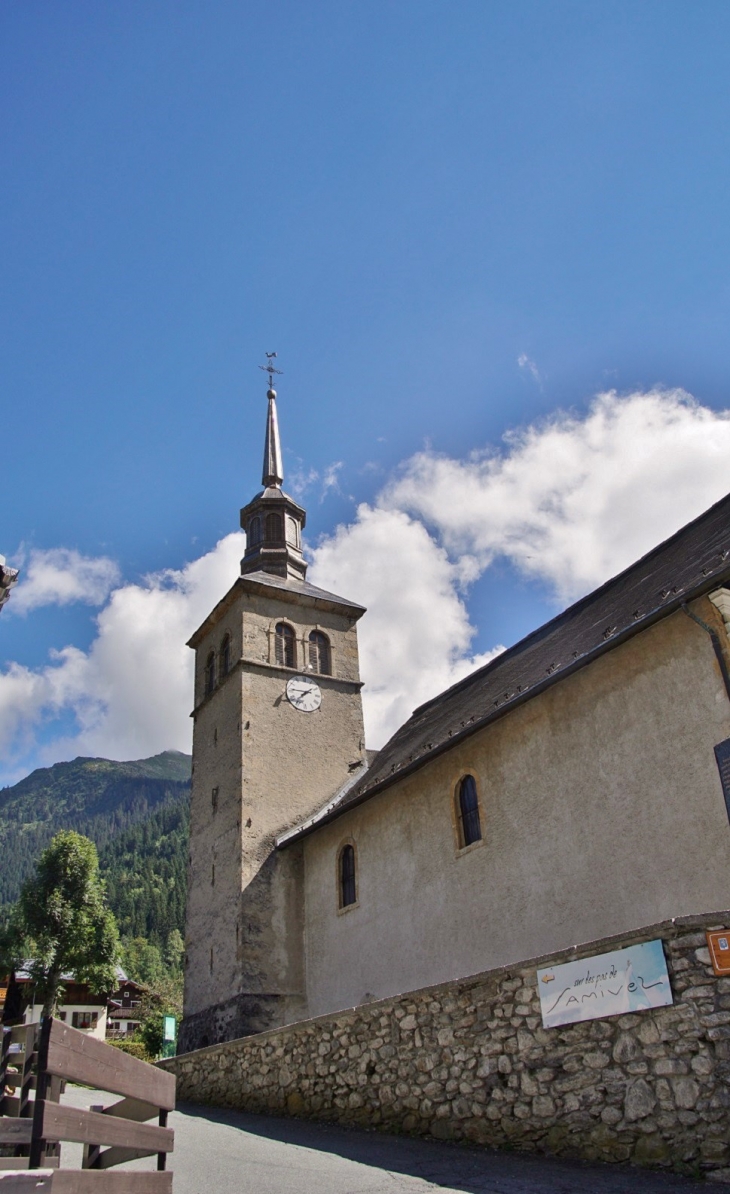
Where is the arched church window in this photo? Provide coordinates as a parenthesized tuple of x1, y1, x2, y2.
(339, 843, 357, 908)
(266, 512, 283, 542)
(219, 634, 231, 678)
(248, 516, 261, 546)
(274, 622, 296, 669)
(308, 630, 331, 676)
(204, 651, 216, 695)
(456, 775, 482, 847)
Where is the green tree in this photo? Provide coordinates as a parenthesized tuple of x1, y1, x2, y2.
(9, 831, 120, 1017)
(121, 936, 165, 987)
(164, 929, 184, 974)
(139, 1009, 173, 1059)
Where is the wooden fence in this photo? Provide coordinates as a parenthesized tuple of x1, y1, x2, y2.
(0, 1017, 175, 1192)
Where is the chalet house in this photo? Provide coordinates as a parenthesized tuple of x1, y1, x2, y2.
(106, 978, 145, 1039)
(0, 968, 140, 1042)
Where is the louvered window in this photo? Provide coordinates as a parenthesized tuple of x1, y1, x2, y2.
(286, 515, 299, 546)
(457, 775, 482, 847)
(340, 844, 357, 908)
(275, 622, 296, 668)
(266, 512, 283, 542)
(204, 652, 216, 695)
(219, 634, 231, 678)
(248, 516, 262, 546)
(308, 630, 331, 676)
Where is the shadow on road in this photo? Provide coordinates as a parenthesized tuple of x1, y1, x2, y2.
(179, 1101, 709, 1193)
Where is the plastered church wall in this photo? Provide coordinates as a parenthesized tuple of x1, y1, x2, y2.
(301, 602, 730, 1018)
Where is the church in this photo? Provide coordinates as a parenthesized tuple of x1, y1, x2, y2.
(179, 376, 730, 1055)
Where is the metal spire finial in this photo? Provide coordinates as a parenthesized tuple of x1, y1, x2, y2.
(259, 351, 283, 395)
(260, 353, 284, 487)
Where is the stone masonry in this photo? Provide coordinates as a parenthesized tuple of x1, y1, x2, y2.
(162, 912, 730, 1180)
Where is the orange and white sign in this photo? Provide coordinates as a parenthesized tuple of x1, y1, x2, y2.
(706, 930, 730, 976)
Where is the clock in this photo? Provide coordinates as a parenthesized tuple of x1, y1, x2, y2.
(286, 675, 322, 713)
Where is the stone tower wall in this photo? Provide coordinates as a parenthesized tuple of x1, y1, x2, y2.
(185, 600, 245, 1029)
(182, 577, 366, 1051)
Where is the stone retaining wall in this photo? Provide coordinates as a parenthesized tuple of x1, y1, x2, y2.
(163, 912, 730, 1179)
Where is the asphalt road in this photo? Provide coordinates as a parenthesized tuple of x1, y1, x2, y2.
(63, 1085, 715, 1193)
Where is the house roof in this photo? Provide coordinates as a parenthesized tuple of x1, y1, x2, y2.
(280, 490, 730, 845)
(14, 965, 129, 984)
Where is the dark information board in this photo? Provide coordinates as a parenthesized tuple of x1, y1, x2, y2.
(714, 738, 730, 823)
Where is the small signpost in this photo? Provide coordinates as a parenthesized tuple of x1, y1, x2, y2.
(161, 1015, 177, 1059)
(707, 930, 730, 976)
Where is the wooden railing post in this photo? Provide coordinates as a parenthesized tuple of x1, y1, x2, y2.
(19, 1026, 36, 1122)
(28, 1017, 51, 1170)
(157, 1110, 168, 1172)
(10, 1016, 175, 1187)
(0, 1027, 10, 1113)
(82, 1104, 104, 1170)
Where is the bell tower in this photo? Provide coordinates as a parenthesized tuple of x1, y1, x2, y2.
(180, 360, 367, 1052)
(239, 377, 307, 582)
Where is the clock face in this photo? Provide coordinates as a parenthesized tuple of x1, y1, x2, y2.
(286, 675, 322, 713)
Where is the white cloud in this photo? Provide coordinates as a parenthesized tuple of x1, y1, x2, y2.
(320, 461, 344, 500)
(383, 389, 730, 604)
(288, 465, 319, 498)
(9, 548, 120, 613)
(518, 353, 542, 386)
(2, 387, 729, 772)
(288, 461, 345, 502)
(0, 648, 90, 763)
(309, 506, 502, 748)
(0, 534, 246, 774)
(311, 388, 730, 744)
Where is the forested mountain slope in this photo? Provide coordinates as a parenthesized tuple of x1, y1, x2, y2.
(0, 752, 190, 944)
(100, 796, 189, 947)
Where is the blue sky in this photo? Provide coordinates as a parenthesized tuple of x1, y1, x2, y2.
(3, 2, 730, 782)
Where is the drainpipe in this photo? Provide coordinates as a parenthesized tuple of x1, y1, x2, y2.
(681, 602, 730, 704)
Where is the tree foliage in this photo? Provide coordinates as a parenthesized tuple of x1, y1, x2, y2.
(0, 754, 191, 1041)
(120, 927, 184, 1058)
(99, 798, 188, 948)
(8, 831, 120, 1016)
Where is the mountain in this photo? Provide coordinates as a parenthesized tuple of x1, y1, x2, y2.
(0, 751, 191, 945)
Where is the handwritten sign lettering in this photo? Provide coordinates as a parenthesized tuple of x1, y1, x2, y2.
(537, 939, 672, 1029)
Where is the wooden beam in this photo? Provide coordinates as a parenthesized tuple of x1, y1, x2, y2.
(90, 1146, 157, 1170)
(98, 1097, 159, 1124)
(51, 1173, 172, 1193)
(38, 1102, 173, 1154)
(0, 1173, 53, 1191)
(0, 1118, 32, 1145)
(44, 1024, 174, 1110)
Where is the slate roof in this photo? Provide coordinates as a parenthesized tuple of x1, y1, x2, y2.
(240, 569, 366, 613)
(280, 491, 730, 844)
(188, 568, 365, 647)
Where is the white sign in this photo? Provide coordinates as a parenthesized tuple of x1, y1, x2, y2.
(537, 939, 673, 1029)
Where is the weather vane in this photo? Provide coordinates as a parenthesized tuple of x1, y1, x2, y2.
(259, 351, 283, 391)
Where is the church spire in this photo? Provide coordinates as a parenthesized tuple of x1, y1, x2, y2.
(262, 387, 284, 487)
(240, 355, 308, 582)
(259, 354, 284, 487)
